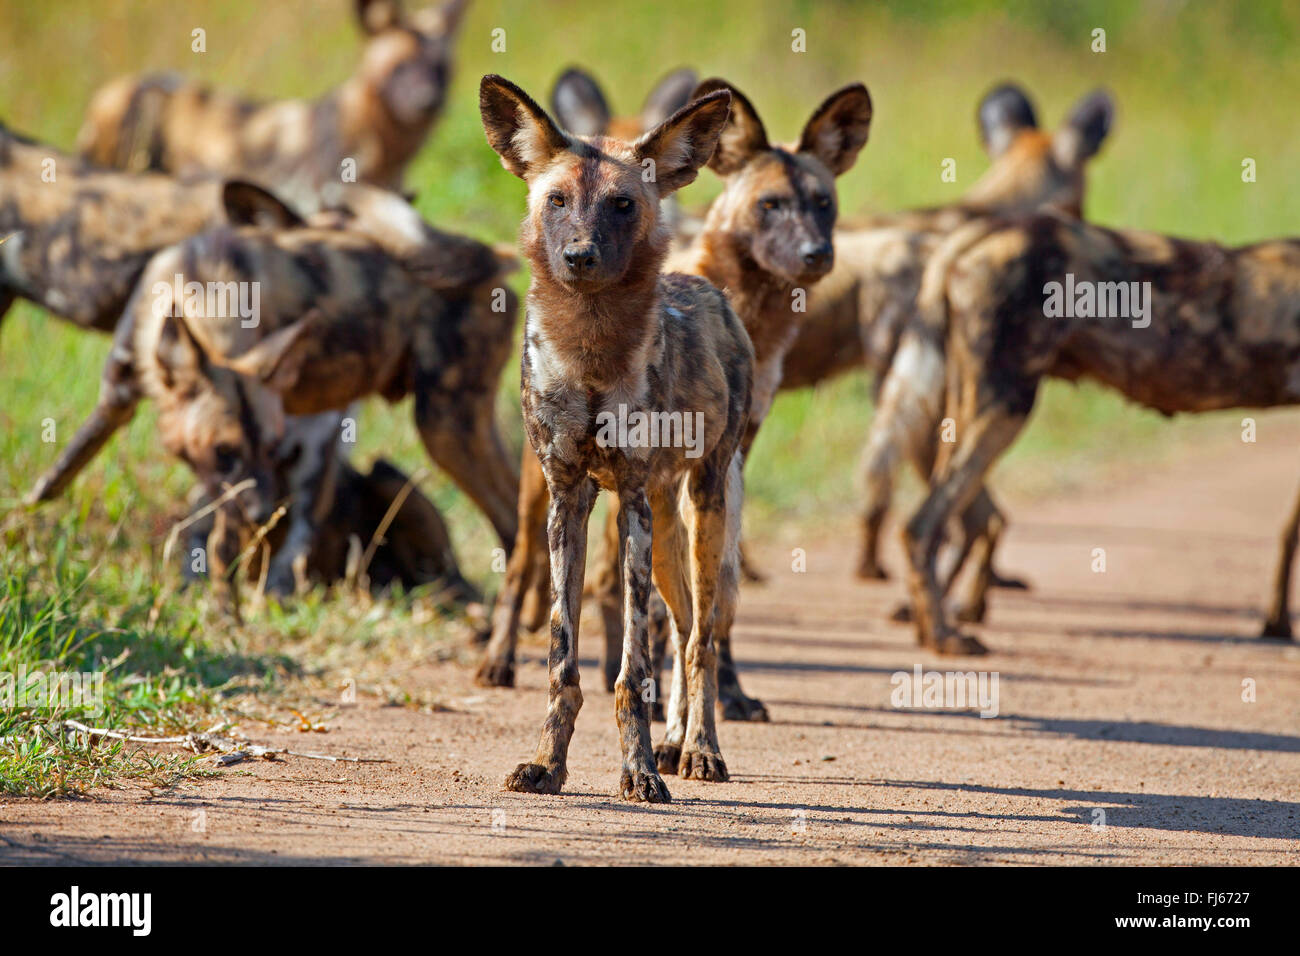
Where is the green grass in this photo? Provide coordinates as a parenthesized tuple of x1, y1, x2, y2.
(2, 0, 1299, 793)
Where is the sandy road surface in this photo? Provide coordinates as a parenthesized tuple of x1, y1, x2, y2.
(4, 424, 1300, 865)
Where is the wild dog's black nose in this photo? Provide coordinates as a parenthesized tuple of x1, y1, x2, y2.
(563, 243, 599, 274)
(800, 242, 833, 270)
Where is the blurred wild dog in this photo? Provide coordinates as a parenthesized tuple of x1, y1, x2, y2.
(480, 74, 749, 800)
(784, 84, 1114, 600)
(900, 210, 1300, 652)
(476, 79, 872, 728)
(0, 123, 236, 342)
(47, 180, 519, 617)
(78, 0, 468, 195)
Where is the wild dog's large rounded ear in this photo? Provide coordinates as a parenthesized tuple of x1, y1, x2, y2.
(797, 83, 872, 176)
(154, 312, 206, 391)
(635, 88, 732, 195)
(412, 0, 470, 36)
(220, 312, 320, 394)
(480, 74, 570, 180)
(550, 68, 612, 138)
(693, 78, 767, 176)
(641, 68, 698, 129)
(1052, 89, 1115, 169)
(222, 181, 306, 229)
(978, 83, 1038, 158)
(356, 0, 403, 34)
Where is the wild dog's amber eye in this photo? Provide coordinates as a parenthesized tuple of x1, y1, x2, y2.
(815, 194, 832, 209)
(759, 197, 780, 211)
(613, 196, 633, 212)
(549, 194, 565, 208)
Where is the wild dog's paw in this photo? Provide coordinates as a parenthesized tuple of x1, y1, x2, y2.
(1260, 617, 1295, 641)
(720, 693, 769, 723)
(855, 558, 890, 581)
(619, 767, 672, 803)
(889, 602, 913, 623)
(504, 762, 564, 794)
(932, 633, 989, 657)
(475, 658, 516, 688)
(653, 742, 681, 774)
(679, 750, 729, 783)
(991, 570, 1030, 591)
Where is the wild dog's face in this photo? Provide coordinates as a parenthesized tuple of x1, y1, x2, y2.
(151, 313, 287, 527)
(479, 74, 731, 292)
(696, 79, 872, 285)
(965, 83, 1114, 216)
(355, 0, 469, 126)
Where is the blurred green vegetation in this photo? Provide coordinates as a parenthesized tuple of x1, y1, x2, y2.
(1, 1, 1298, 790)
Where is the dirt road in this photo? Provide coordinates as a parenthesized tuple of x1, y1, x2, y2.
(4, 421, 1300, 865)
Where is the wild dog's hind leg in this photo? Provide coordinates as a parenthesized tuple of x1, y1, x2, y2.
(1262, 477, 1300, 640)
(478, 446, 550, 686)
(649, 483, 693, 774)
(504, 472, 596, 795)
(903, 405, 1028, 655)
(715, 453, 767, 722)
(612, 488, 671, 803)
(676, 456, 735, 781)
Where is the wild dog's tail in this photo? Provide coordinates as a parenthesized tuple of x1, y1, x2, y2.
(856, 217, 1003, 513)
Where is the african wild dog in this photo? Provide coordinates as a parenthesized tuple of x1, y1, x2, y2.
(78, 0, 468, 197)
(898, 209, 1300, 652)
(782, 84, 1114, 604)
(474, 67, 700, 685)
(479, 74, 749, 800)
(41, 180, 519, 618)
(475, 79, 872, 730)
(472, 66, 703, 654)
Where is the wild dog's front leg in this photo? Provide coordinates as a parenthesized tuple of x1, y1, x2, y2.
(504, 474, 596, 795)
(478, 447, 550, 686)
(266, 412, 343, 596)
(26, 317, 142, 503)
(678, 461, 734, 782)
(206, 506, 245, 623)
(613, 489, 671, 803)
(1262, 477, 1300, 640)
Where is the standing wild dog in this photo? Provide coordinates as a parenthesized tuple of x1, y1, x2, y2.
(474, 66, 700, 687)
(479, 74, 750, 800)
(474, 66, 702, 662)
(78, 0, 468, 196)
(475, 78, 873, 729)
(899, 209, 1300, 652)
(44, 180, 519, 618)
(785, 85, 1114, 602)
